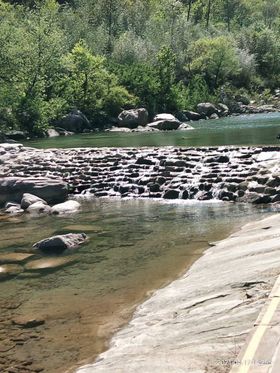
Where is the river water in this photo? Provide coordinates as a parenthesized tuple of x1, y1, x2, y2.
(0, 199, 273, 372)
(1, 113, 280, 372)
(25, 113, 280, 149)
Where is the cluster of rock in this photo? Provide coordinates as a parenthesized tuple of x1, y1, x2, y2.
(1, 143, 279, 205)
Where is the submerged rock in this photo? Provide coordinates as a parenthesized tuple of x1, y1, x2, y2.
(0, 264, 23, 280)
(26, 201, 51, 214)
(25, 257, 77, 271)
(33, 233, 88, 255)
(0, 253, 34, 264)
(12, 317, 45, 328)
(147, 119, 181, 131)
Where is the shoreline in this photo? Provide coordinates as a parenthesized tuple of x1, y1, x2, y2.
(75, 212, 280, 373)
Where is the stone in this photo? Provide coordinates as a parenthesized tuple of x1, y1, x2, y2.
(50, 200, 81, 215)
(46, 129, 60, 137)
(0, 177, 68, 207)
(197, 103, 218, 117)
(183, 111, 201, 121)
(26, 201, 51, 215)
(209, 113, 219, 120)
(178, 123, 194, 131)
(4, 130, 27, 141)
(163, 189, 180, 199)
(0, 264, 23, 280)
(5, 204, 24, 215)
(21, 193, 48, 210)
(204, 155, 230, 163)
(147, 119, 181, 131)
(216, 103, 229, 116)
(117, 108, 148, 129)
(25, 257, 77, 271)
(33, 233, 88, 254)
(153, 113, 176, 122)
(12, 317, 45, 328)
(58, 109, 90, 133)
(0, 253, 34, 264)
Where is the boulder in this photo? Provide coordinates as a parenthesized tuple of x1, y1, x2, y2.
(163, 189, 180, 199)
(59, 110, 90, 133)
(117, 108, 148, 129)
(209, 113, 219, 120)
(26, 201, 51, 215)
(51, 200, 81, 215)
(46, 129, 60, 137)
(153, 113, 176, 122)
(33, 233, 88, 255)
(178, 123, 194, 131)
(0, 177, 68, 207)
(4, 130, 27, 141)
(5, 205, 24, 215)
(147, 120, 181, 131)
(21, 193, 48, 210)
(197, 103, 218, 117)
(183, 111, 201, 121)
(216, 103, 229, 116)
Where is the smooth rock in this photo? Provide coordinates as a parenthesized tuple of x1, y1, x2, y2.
(147, 120, 181, 131)
(51, 200, 81, 215)
(58, 109, 90, 133)
(33, 233, 88, 255)
(25, 257, 77, 271)
(183, 111, 201, 121)
(153, 113, 176, 122)
(12, 317, 45, 328)
(0, 253, 34, 264)
(21, 193, 48, 210)
(0, 264, 23, 280)
(26, 201, 51, 215)
(197, 102, 218, 117)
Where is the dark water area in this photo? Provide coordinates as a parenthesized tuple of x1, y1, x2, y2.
(0, 199, 272, 372)
(24, 113, 280, 149)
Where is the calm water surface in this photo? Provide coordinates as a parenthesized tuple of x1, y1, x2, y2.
(25, 113, 280, 149)
(0, 199, 273, 372)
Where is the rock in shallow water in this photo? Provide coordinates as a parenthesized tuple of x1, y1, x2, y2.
(0, 253, 34, 264)
(24, 257, 77, 271)
(51, 200, 81, 215)
(21, 193, 48, 210)
(0, 264, 23, 280)
(33, 233, 88, 255)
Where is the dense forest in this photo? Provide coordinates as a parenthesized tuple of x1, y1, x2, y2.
(0, 0, 279, 135)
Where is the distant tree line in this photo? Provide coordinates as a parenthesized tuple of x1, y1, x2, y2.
(0, 0, 279, 135)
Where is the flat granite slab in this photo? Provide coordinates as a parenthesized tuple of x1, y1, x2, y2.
(75, 213, 280, 373)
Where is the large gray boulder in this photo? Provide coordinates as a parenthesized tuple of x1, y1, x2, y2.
(33, 233, 88, 255)
(197, 103, 218, 117)
(147, 119, 181, 131)
(59, 110, 90, 133)
(0, 177, 68, 207)
(117, 108, 148, 129)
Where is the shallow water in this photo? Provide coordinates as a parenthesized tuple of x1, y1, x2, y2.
(0, 199, 272, 372)
(24, 113, 280, 149)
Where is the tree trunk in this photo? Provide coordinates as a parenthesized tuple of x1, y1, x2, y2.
(206, 0, 212, 29)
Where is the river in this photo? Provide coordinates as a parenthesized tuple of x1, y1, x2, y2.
(25, 113, 280, 149)
(0, 113, 279, 373)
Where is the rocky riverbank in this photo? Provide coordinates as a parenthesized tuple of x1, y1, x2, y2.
(76, 213, 280, 373)
(0, 143, 279, 206)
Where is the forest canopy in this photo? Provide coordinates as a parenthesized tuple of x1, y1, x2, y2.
(0, 0, 279, 135)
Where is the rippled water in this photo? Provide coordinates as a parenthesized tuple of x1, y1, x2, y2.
(24, 113, 280, 149)
(0, 199, 272, 372)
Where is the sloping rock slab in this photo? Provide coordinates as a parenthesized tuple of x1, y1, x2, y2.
(0, 264, 23, 280)
(0, 177, 68, 207)
(0, 253, 34, 264)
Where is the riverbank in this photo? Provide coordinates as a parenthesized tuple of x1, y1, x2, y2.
(76, 212, 280, 373)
